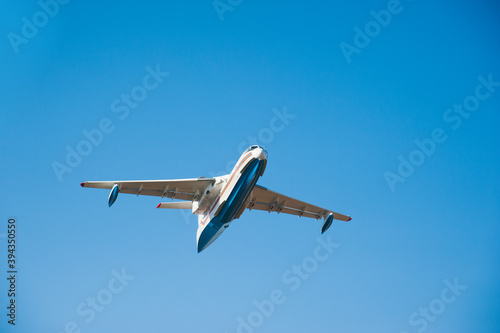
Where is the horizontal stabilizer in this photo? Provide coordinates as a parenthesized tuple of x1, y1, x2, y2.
(156, 201, 193, 209)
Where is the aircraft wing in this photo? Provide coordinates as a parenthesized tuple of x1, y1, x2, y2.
(80, 177, 214, 202)
(245, 185, 351, 221)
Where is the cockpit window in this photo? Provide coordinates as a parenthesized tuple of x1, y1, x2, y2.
(244, 145, 260, 153)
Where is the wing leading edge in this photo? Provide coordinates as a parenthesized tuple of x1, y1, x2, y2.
(245, 185, 351, 221)
(80, 178, 214, 202)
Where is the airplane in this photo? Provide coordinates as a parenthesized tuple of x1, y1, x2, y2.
(81, 145, 351, 253)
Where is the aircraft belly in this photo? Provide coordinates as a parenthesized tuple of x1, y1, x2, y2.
(219, 159, 263, 223)
(197, 159, 265, 252)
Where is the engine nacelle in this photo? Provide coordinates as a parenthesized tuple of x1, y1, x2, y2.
(193, 176, 226, 215)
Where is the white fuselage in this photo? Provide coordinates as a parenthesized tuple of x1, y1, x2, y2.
(195, 146, 267, 252)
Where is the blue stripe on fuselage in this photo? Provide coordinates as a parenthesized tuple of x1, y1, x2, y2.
(220, 158, 264, 223)
(197, 158, 265, 252)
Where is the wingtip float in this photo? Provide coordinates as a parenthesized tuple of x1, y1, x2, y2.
(107, 184, 119, 207)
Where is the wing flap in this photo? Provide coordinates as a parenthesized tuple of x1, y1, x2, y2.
(248, 202, 323, 219)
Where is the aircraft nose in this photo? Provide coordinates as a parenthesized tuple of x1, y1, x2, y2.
(255, 148, 268, 160)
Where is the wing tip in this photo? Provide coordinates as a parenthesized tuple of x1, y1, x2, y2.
(347, 216, 352, 221)
(80, 182, 86, 187)
(156, 203, 161, 208)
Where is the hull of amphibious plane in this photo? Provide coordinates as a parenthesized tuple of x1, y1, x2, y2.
(196, 150, 267, 252)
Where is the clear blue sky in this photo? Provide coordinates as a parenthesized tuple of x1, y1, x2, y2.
(1, 1, 499, 332)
